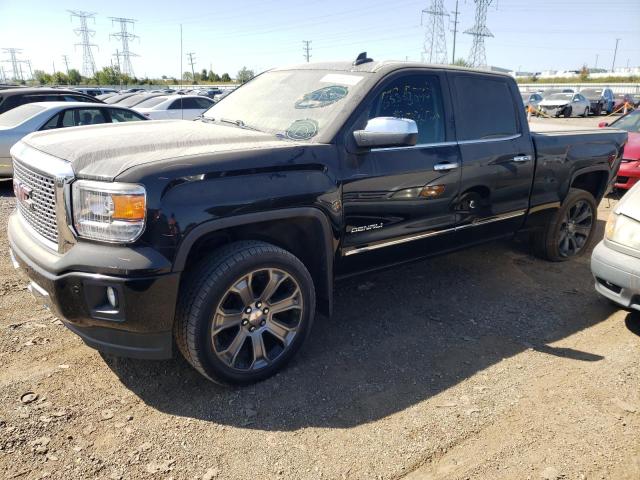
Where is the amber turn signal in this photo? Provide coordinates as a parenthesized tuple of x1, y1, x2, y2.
(419, 185, 446, 198)
(112, 194, 146, 221)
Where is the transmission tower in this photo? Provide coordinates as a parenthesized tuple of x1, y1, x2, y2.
(109, 17, 139, 77)
(186, 52, 196, 81)
(2, 48, 26, 81)
(69, 10, 98, 77)
(464, 0, 494, 68)
(62, 55, 70, 76)
(302, 40, 312, 62)
(421, 1, 448, 64)
(0, 66, 6, 83)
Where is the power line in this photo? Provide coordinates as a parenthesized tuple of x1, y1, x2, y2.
(68, 10, 98, 77)
(302, 40, 312, 62)
(464, 0, 494, 67)
(421, 1, 448, 64)
(110, 17, 139, 77)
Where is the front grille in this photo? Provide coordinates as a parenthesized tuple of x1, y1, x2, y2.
(617, 176, 629, 184)
(13, 159, 58, 244)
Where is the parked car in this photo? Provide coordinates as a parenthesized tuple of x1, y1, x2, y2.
(96, 93, 119, 101)
(540, 88, 574, 98)
(116, 93, 168, 108)
(196, 88, 223, 99)
(133, 94, 214, 120)
(613, 93, 639, 112)
(580, 87, 615, 115)
(521, 92, 543, 112)
(591, 181, 640, 310)
(539, 92, 590, 117)
(74, 87, 118, 97)
(599, 110, 640, 190)
(7, 57, 626, 384)
(0, 88, 102, 115)
(104, 92, 141, 104)
(0, 102, 147, 178)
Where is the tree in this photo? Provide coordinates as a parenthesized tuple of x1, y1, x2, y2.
(579, 64, 589, 81)
(236, 67, 254, 84)
(453, 58, 471, 68)
(183, 71, 193, 82)
(53, 71, 69, 85)
(95, 67, 119, 86)
(201, 69, 208, 81)
(210, 72, 221, 82)
(33, 70, 52, 85)
(220, 73, 231, 83)
(67, 69, 81, 85)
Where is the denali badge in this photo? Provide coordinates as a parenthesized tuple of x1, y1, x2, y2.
(13, 180, 34, 210)
(350, 223, 383, 233)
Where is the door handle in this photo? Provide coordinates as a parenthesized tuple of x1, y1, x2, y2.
(512, 155, 532, 163)
(434, 162, 459, 171)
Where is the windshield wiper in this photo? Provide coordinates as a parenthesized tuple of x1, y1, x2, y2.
(219, 118, 262, 132)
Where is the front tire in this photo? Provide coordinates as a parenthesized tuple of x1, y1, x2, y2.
(531, 188, 598, 262)
(563, 106, 573, 118)
(174, 241, 316, 385)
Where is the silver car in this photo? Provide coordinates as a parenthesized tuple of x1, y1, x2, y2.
(591, 183, 640, 310)
(0, 102, 147, 177)
(538, 92, 591, 118)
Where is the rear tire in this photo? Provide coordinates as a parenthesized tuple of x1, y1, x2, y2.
(582, 107, 590, 117)
(531, 188, 598, 262)
(174, 240, 315, 385)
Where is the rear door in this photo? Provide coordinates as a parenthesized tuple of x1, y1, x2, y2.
(449, 73, 534, 236)
(339, 69, 462, 264)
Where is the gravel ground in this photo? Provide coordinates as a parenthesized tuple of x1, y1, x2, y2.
(1, 116, 639, 480)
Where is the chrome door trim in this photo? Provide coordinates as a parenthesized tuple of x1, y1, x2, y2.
(342, 209, 526, 256)
(457, 133, 522, 145)
(369, 134, 522, 153)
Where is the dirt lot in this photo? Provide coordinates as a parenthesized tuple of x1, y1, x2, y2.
(1, 115, 639, 480)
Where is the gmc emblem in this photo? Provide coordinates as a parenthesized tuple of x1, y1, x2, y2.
(13, 180, 34, 210)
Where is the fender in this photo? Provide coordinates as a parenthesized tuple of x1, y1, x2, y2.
(172, 207, 336, 316)
(567, 164, 613, 202)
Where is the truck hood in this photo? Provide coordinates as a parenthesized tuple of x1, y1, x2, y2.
(20, 120, 296, 181)
(539, 100, 570, 107)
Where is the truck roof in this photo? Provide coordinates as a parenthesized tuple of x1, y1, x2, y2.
(273, 60, 513, 79)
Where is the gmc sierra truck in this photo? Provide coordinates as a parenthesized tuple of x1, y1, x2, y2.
(7, 55, 627, 385)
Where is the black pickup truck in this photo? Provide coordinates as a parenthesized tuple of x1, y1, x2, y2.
(7, 56, 627, 384)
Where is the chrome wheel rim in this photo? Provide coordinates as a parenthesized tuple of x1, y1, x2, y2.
(558, 200, 593, 258)
(211, 268, 303, 371)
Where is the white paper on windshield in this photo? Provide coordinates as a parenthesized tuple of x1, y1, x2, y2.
(320, 74, 363, 86)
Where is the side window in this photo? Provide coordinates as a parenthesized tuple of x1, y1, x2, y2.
(453, 76, 518, 141)
(195, 98, 213, 109)
(368, 74, 445, 145)
(64, 95, 94, 103)
(76, 108, 107, 126)
(181, 98, 200, 109)
(40, 113, 62, 130)
(168, 99, 184, 110)
(61, 109, 77, 127)
(109, 108, 143, 122)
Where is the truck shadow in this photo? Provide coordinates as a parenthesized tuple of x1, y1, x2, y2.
(104, 219, 617, 431)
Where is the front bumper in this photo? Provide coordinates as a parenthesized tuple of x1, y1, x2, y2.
(0, 157, 13, 178)
(615, 162, 640, 190)
(591, 240, 640, 311)
(8, 211, 180, 359)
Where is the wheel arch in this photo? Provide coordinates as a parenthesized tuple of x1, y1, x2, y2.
(569, 167, 610, 203)
(173, 208, 336, 317)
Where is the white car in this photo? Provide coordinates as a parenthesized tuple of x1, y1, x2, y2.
(591, 183, 640, 311)
(0, 102, 146, 177)
(538, 92, 591, 118)
(133, 95, 214, 120)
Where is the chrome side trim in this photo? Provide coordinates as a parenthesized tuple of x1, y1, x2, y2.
(342, 209, 526, 256)
(370, 133, 522, 153)
(528, 201, 561, 214)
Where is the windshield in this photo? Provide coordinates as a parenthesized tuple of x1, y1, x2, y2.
(547, 93, 573, 101)
(0, 103, 45, 127)
(612, 111, 640, 133)
(135, 96, 168, 108)
(580, 89, 602, 99)
(118, 94, 150, 107)
(203, 70, 369, 140)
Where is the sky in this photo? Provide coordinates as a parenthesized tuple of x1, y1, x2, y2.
(1, 0, 639, 80)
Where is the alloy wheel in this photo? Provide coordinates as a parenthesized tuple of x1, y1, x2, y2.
(558, 200, 594, 258)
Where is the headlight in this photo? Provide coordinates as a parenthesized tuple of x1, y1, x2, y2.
(605, 213, 640, 250)
(72, 180, 146, 243)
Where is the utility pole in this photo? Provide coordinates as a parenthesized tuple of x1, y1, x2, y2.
(62, 55, 70, 76)
(180, 24, 183, 87)
(465, 0, 494, 68)
(68, 10, 98, 77)
(109, 17, 139, 77)
(421, 1, 448, 64)
(187, 52, 196, 82)
(450, 0, 460, 64)
(611, 38, 620, 73)
(302, 40, 312, 62)
(0, 66, 6, 83)
(26, 60, 33, 80)
(594, 54, 599, 70)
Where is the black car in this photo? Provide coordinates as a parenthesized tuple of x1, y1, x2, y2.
(0, 88, 102, 115)
(8, 56, 627, 385)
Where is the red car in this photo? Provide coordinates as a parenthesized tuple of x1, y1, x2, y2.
(600, 110, 640, 190)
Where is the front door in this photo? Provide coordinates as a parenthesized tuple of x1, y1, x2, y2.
(338, 70, 463, 272)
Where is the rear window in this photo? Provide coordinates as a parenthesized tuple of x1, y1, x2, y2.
(0, 103, 46, 127)
(453, 76, 518, 140)
(135, 96, 168, 108)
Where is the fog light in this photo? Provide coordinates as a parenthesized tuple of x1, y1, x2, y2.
(106, 287, 118, 309)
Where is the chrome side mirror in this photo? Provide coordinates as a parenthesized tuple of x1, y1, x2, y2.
(353, 117, 418, 148)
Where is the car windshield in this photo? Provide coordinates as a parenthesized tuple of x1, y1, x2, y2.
(135, 96, 169, 108)
(0, 103, 45, 127)
(118, 95, 151, 107)
(202, 70, 369, 140)
(580, 89, 602, 99)
(611, 111, 640, 133)
(547, 93, 573, 101)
